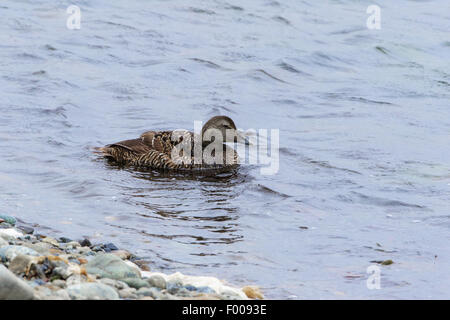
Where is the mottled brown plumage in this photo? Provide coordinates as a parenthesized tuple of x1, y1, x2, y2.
(97, 116, 247, 172)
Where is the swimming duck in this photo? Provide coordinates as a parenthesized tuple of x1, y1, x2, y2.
(96, 116, 247, 172)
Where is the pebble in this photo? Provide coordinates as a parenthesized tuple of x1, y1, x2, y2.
(0, 245, 40, 262)
(86, 253, 141, 281)
(16, 226, 34, 235)
(242, 286, 264, 299)
(66, 241, 81, 249)
(78, 257, 88, 264)
(136, 287, 163, 299)
(99, 278, 128, 290)
(23, 242, 53, 255)
(132, 259, 151, 271)
(147, 275, 166, 289)
(77, 247, 92, 255)
(8, 254, 34, 275)
(0, 215, 16, 226)
(79, 239, 92, 247)
(0, 265, 35, 300)
(167, 279, 183, 294)
(59, 237, 73, 243)
(104, 243, 119, 251)
(124, 260, 142, 277)
(42, 237, 59, 247)
(0, 228, 23, 240)
(52, 266, 73, 280)
(122, 277, 149, 289)
(119, 288, 138, 299)
(111, 250, 131, 260)
(35, 287, 70, 300)
(66, 283, 119, 300)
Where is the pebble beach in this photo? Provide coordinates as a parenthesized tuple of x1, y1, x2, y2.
(0, 215, 263, 300)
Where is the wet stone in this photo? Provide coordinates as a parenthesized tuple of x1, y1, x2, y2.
(133, 259, 151, 271)
(104, 243, 119, 251)
(16, 226, 34, 235)
(79, 239, 92, 247)
(58, 237, 72, 243)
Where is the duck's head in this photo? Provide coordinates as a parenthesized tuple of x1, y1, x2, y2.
(201, 116, 248, 144)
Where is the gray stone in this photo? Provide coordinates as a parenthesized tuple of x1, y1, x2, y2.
(35, 287, 70, 300)
(99, 278, 129, 290)
(41, 237, 59, 247)
(166, 279, 183, 294)
(0, 228, 23, 241)
(66, 241, 81, 249)
(0, 265, 35, 300)
(86, 254, 140, 281)
(111, 250, 131, 260)
(17, 226, 34, 235)
(122, 277, 149, 289)
(77, 247, 92, 255)
(146, 275, 166, 289)
(22, 242, 52, 255)
(66, 283, 120, 300)
(52, 266, 73, 280)
(136, 287, 163, 299)
(118, 288, 137, 299)
(8, 254, 34, 275)
(0, 245, 40, 262)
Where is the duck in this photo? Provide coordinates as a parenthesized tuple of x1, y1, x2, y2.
(96, 116, 248, 172)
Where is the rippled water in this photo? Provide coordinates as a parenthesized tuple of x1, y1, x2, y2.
(1, 0, 450, 299)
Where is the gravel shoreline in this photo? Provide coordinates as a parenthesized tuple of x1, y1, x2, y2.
(0, 215, 263, 300)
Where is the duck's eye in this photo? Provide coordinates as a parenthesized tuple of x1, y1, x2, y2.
(223, 125, 232, 129)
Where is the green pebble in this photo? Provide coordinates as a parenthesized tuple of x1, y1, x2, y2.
(0, 215, 16, 226)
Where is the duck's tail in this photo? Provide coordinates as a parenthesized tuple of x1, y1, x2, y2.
(93, 146, 111, 157)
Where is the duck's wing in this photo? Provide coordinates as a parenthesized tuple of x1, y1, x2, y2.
(140, 130, 194, 155)
(98, 138, 152, 163)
